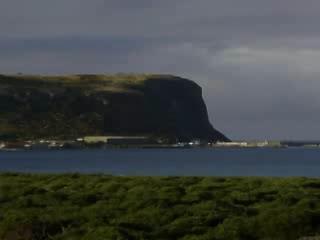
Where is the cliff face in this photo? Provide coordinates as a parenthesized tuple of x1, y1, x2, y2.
(0, 74, 228, 142)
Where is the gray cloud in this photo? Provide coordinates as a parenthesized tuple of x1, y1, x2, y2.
(1, 0, 320, 140)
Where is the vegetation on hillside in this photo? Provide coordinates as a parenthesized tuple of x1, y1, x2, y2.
(0, 174, 320, 239)
(0, 74, 174, 92)
(0, 74, 228, 142)
(0, 74, 178, 141)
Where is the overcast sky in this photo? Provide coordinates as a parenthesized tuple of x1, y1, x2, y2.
(1, 0, 320, 140)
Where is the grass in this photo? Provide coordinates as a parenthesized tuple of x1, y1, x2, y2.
(0, 74, 177, 93)
(0, 174, 320, 239)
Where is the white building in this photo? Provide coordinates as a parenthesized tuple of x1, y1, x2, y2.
(215, 141, 248, 147)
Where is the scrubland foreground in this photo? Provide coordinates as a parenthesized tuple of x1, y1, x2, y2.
(0, 174, 320, 240)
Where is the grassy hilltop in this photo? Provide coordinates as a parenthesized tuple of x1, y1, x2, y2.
(0, 74, 154, 92)
(0, 74, 228, 142)
(0, 174, 320, 239)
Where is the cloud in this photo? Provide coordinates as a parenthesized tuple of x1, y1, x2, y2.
(215, 47, 320, 76)
(121, 41, 320, 140)
(1, 0, 320, 139)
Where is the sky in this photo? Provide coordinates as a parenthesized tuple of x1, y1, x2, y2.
(1, 0, 320, 140)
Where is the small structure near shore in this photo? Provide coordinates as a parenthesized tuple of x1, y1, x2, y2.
(83, 136, 153, 145)
(214, 140, 282, 148)
(215, 141, 248, 147)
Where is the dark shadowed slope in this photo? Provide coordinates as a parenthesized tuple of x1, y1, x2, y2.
(0, 74, 228, 142)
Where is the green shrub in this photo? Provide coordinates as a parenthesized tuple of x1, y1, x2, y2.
(1, 174, 320, 239)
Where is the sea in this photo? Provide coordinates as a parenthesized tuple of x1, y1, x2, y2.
(0, 148, 320, 177)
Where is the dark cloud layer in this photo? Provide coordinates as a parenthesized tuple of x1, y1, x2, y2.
(1, 0, 320, 140)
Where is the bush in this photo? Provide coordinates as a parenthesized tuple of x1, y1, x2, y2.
(0, 174, 320, 239)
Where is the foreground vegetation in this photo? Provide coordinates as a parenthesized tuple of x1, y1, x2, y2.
(1, 174, 320, 239)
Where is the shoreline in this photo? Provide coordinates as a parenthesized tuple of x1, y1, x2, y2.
(0, 145, 318, 151)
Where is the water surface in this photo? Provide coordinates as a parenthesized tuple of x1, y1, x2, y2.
(0, 148, 319, 176)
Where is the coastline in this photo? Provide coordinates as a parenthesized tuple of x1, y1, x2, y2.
(1, 140, 319, 151)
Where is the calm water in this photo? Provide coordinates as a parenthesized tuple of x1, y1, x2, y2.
(0, 148, 320, 177)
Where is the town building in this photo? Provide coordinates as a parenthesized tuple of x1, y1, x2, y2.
(83, 136, 152, 145)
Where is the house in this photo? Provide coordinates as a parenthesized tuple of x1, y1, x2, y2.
(0, 142, 5, 149)
(84, 136, 152, 145)
(215, 141, 248, 147)
(83, 136, 108, 144)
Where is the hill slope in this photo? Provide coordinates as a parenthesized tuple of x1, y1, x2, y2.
(0, 74, 228, 142)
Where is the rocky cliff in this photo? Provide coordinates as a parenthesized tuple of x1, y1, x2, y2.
(0, 74, 228, 142)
